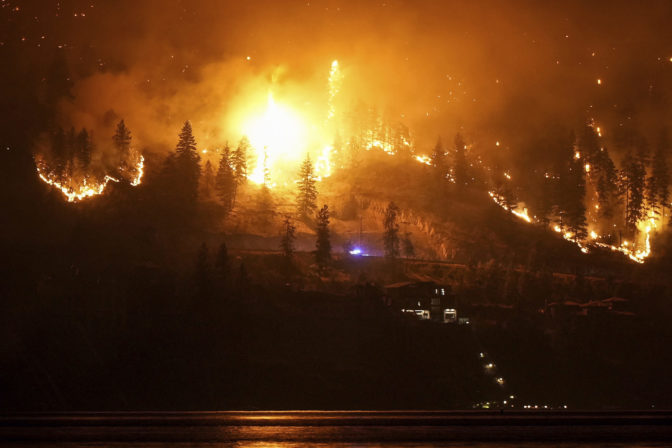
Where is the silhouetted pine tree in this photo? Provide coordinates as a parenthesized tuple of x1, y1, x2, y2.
(113, 120, 132, 160)
(566, 155, 588, 240)
(174, 121, 201, 207)
(647, 129, 670, 220)
(431, 137, 448, 188)
(383, 201, 400, 260)
(296, 154, 318, 219)
(75, 129, 92, 169)
(232, 137, 249, 187)
(280, 215, 296, 259)
(621, 150, 646, 235)
(215, 146, 236, 213)
(315, 204, 331, 269)
(201, 160, 215, 199)
(595, 148, 620, 219)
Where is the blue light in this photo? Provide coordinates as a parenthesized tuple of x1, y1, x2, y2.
(349, 247, 363, 255)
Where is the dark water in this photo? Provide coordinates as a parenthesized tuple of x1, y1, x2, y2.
(1, 411, 671, 447)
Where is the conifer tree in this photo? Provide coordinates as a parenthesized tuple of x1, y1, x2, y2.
(201, 160, 216, 199)
(566, 155, 588, 240)
(215, 146, 236, 213)
(315, 204, 332, 269)
(595, 148, 620, 219)
(296, 154, 318, 219)
(75, 129, 92, 169)
(174, 121, 201, 206)
(383, 201, 400, 260)
(215, 241, 230, 285)
(113, 120, 132, 159)
(280, 215, 297, 259)
(647, 129, 670, 219)
(431, 137, 448, 187)
(621, 150, 646, 235)
(232, 137, 249, 187)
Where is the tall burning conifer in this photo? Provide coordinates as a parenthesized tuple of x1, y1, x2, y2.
(232, 137, 249, 187)
(215, 145, 236, 213)
(296, 154, 318, 219)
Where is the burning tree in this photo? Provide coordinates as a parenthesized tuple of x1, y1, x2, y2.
(566, 154, 588, 240)
(645, 129, 670, 220)
(620, 150, 646, 235)
(431, 137, 449, 189)
(595, 148, 620, 220)
(113, 120, 132, 164)
(296, 154, 318, 219)
(232, 137, 249, 187)
(216, 145, 237, 213)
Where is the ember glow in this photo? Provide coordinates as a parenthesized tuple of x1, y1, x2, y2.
(240, 60, 342, 185)
(243, 91, 308, 185)
(35, 155, 144, 202)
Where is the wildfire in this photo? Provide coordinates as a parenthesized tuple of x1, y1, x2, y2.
(35, 154, 144, 202)
(488, 191, 532, 223)
(491, 191, 653, 263)
(243, 91, 308, 185)
(130, 155, 145, 186)
(367, 139, 396, 155)
(415, 155, 432, 165)
(240, 60, 342, 185)
(328, 60, 342, 121)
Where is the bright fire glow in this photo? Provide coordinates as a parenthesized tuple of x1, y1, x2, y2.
(491, 189, 653, 263)
(243, 91, 308, 185)
(415, 155, 432, 165)
(328, 60, 342, 120)
(35, 155, 144, 202)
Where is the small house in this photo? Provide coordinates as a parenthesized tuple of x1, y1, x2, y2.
(384, 280, 457, 323)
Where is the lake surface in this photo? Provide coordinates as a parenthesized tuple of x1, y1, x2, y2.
(1, 411, 671, 446)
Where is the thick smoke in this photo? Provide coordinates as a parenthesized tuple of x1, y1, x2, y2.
(48, 0, 672, 159)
